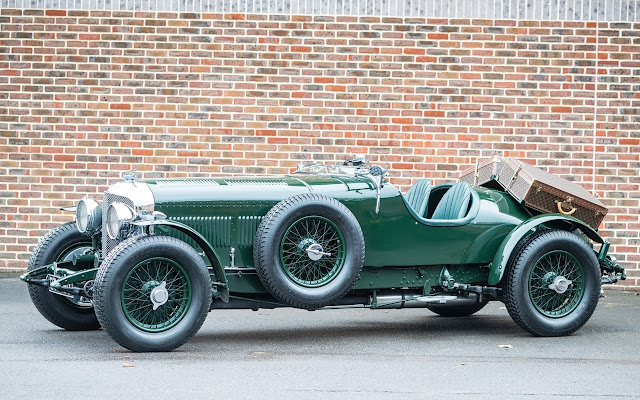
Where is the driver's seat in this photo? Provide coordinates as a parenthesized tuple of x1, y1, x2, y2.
(404, 179, 432, 218)
(431, 181, 472, 220)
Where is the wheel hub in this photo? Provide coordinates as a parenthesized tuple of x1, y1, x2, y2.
(296, 238, 332, 261)
(306, 243, 331, 261)
(548, 276, 573, 294)
(150, 281, 168, 310)
(279, 215, 346, 288)
(297, 238, 316, 255)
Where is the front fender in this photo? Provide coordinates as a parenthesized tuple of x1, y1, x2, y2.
(488, 214, 604, 285)
(133, 219, 229, 302)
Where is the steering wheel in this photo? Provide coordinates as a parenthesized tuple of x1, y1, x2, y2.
(343, 157, 366, 167)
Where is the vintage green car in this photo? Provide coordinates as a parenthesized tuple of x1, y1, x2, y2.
(21, 159, 626, 352)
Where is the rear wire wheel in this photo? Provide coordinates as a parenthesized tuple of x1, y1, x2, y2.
(528, 250, 585, 318)
(504, 230, 601, 336)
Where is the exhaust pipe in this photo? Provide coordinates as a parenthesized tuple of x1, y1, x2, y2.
(372, 290, 464, 309)
(210, 291, 479, 311)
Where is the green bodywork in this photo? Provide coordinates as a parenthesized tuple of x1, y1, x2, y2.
(140, 174, 603, 297)
(23, 172, 614, 303)
(487, 214, 605, 285)
(148, 176, 529, 269)
(135, 219, 229, 302)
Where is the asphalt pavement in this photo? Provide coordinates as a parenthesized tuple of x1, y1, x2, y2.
(1, 276, 639, 400)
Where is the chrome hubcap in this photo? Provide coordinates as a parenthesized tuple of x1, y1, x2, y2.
(548, 276, 572, 294)
(150, 281, 169, 310)
(306, 243, 331, 261)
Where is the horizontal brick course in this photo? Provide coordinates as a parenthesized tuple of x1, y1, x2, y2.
(0, 10, 638, 290)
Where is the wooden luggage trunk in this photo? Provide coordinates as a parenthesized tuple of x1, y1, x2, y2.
(459, 157, 608, 229)
(496, 158, 608, 229)
(458, 156, 505, 189)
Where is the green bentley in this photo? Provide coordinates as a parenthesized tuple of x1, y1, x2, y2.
(21, 159, 626, 352)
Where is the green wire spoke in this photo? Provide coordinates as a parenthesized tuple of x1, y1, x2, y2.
(279, 216, 346, 288)
(121, 257, 192, 333)
(527, 250, 585, 318)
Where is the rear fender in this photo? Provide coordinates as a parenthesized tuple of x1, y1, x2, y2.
(488, 214, 604, 285)
(133, 219, 229, 302)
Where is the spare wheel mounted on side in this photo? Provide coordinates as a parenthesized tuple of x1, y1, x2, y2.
(254, 193, 365, 310)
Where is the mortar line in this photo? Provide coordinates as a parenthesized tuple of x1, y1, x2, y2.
(592, 0, 598, 195)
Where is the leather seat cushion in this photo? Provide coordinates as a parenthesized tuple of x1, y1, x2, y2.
(404, 179, 431, 218)
(431, 181, 472, 220)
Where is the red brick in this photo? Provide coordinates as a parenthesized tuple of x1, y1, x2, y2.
(79, 34, 100, 40)
(551, 106, 573, 113)
(45, 10, 67, 16)
(53, 155, 75, 162)
(326, 85, 346, 92)
(428, 33, 449, 40)
(392, 118, 413, 124)
(404, 48, 425, 55)
(314, 77, 334, 84)
(0, 11, 637, 285)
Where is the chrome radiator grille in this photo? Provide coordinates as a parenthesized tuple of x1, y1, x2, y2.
(102, 191, 135, 256)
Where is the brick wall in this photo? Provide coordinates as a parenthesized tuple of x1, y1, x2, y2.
(0, 9, 638, 289)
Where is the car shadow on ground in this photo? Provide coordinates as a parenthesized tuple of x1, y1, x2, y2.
(192, 314, 523, 346)
(28, 310, 614, 356)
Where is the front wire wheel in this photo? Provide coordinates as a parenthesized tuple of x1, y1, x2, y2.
(27, 222, 101, 331)
(94, 235, 211, 352)
(504, 230, 601, 336)
(121, 257, 192, 332)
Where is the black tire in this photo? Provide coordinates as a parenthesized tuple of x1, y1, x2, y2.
(94, 235, 211, 352)
(254, 193, 365, 310)
(27, 222, 101, 331)
(503, 230, 601, 336)
(426, 296, 489, 317)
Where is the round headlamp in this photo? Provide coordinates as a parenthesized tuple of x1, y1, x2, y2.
(76, 198, 102, 236)
(106, 202, 135, 240)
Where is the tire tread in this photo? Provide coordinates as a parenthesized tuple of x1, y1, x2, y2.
(94, 235, 211, 352)
(504, 229, 600, 336)
(27, 222, 100, 331)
